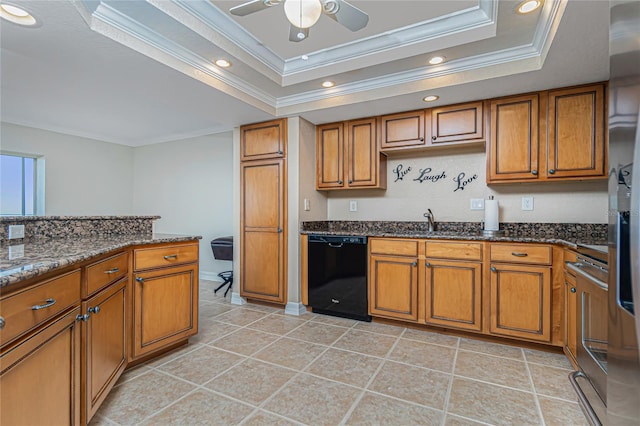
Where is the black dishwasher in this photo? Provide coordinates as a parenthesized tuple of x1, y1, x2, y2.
(308, 235, 371, 322)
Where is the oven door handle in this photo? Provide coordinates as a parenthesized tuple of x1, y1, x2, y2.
(566, 263, 608, 291)
(569, 371, 603, 426)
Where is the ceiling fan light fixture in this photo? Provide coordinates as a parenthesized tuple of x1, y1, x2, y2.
(284, 0, 322, 29)
(517, 0, 542, 14)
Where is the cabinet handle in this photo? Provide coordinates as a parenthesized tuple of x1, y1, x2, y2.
(32, 298, 56, 311)
(411, 261, 417, 267)
(531, 170, 538, 175)
(136, 277, 144, 283)
(338, 180, 343, 185)
(571, 287, 576, 293)
(425, 262, 431, 267)
(88, 306, 101, 314)
(0, 316, 5, 330)
(549, 169, 556, 174)
(104, 267, 119, 274)
(491, 266, 497, 272)
(163, 254, 178, 260)
(76, 313, 90, 322)
(511, 252, 528, 257)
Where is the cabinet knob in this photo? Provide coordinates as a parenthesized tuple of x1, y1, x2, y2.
(531, 170, 538, 175)
(432, 136, 437, 140)
(490, 266, 497, 272)
(136, 277, 144, 283)
(277, 150, 283, 155)
(338, 180, 343, 185)
(76, 313, 90, 322)
(411, 261, 417, 267)
(277, 228, 283, 233)
(425, 262, 431, 267)
(571, 287, 576, 293)
(88, 306, 101, 314)
(32, 298, 56, 311)
(0, 316, 5, 330)
(348, 180, 353, 184)
(549, 169, 556, 174)
(419, 137, 424, 142)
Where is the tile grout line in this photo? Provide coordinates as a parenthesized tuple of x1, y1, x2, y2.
(439, 335, 461, 425)
(523, 348, 546, 426)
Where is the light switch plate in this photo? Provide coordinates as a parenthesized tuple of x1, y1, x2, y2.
(470, 199, 485, 210)
(349, 200, 358, 212)
(522, 196, 534, 211)
(8, 225, 25, 239)
(304, 198, 310, 211)
(9, 244, 24, 259)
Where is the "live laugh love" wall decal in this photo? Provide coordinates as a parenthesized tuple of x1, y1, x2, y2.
(392, 163, 478, 192)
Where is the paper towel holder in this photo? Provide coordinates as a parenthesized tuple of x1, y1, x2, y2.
(481, 196, 505, 237)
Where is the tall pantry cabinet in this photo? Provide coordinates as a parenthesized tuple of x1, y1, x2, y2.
(239, 119, 288, 304)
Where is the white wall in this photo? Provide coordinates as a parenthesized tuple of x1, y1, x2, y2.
(0, 123, 134, 215)
(132, 132, 234, 280)
(328, 150, 608, 224)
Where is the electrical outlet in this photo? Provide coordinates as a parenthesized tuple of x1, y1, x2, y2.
(8, 225, 25, 239)
(470, 199, 485, 210)
(522, 196, 534, 211)
(9, 244, 24, 259)
(304, 198, 310, 211)
(349, 200, 358, 212)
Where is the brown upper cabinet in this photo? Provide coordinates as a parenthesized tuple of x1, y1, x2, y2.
(380, 110, 426, 150)
(240, 118, 286, 161)
(546, 84, 606, 179)
(316, 119, 387, 190)
(487, 83, 607, 184)
(429, 101, 485, 146)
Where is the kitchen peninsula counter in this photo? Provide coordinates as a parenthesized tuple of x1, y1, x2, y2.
(300, 221, 607, 248)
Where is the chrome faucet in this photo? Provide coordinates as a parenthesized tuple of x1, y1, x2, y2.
(423, 209, 435, 232)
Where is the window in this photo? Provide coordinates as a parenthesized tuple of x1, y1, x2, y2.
(1, 153, 42, 216)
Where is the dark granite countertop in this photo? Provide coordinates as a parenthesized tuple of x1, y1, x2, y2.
(300, 221, 608, 249)
(0, 233, 201, 288)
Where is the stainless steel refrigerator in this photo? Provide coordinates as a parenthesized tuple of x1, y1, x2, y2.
(607, 1, 640, 424)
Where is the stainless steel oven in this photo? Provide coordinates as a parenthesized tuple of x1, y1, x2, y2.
(567, 246, 608, 425)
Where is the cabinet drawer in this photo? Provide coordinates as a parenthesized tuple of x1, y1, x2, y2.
(134, 244, 198, 271)
(85, 252, 129, 296)
(490, 244, 552, 265)
(425, 241, 482, 261)
(0, 269, 81, 347)
(370, 239, 419, 257)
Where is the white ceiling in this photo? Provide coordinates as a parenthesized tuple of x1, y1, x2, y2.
(0, 0, 609, 147)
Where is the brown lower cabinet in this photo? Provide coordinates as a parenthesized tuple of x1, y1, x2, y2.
(369, 254, 419, 321)
(0, 240, 199, 425)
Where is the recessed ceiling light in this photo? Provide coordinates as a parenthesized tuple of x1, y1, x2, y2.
(428, 56, 445, 65)
(423, 95, 439, 102)
(301, 55, 309, 60)
(0, 3, 39, 26)
(322, 81, 335, 88)
(517, 0, 542, 14)
(214, 59, 231, 68)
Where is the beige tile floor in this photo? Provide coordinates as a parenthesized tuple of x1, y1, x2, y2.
(92, 280, 588, 426)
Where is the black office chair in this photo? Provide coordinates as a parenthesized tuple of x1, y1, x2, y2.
(210, 236, 233, 297)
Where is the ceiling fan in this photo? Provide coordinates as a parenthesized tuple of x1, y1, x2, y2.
(229, 0, 369, 42)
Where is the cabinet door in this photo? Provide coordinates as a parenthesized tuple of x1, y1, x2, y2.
(240, 119, 286, 161)
(430, 101, 484, 145)
(316, 123, 344, 189)
(424, 260, 482, 331)
(369, 255, 419, 321)
(380, 110, 425, 150)
(565, 272, 578, 360)
(489, 263, 551, 342)
(132, 264, 198, 359)
(83, 278, 127, 423)
(346, 118, 377, 188)
(547, 84, 606, 179)
(1, 308, 81, 425)
(241, 159, 286, 303)
(488, 94, 540, 182)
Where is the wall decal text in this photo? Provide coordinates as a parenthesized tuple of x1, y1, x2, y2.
(393, 164, 412, 182)
(453, 172, 478, 192)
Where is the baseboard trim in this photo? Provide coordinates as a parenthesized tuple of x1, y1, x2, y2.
(284, 302, 308, 316)
(200, 271, 223, 282)
(230, 292, 246, 305)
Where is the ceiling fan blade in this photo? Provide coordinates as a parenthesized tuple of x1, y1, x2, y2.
(289, 25, 309, 42)
(229, 0, 274, 17)
(323, 0, 368, 31)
